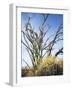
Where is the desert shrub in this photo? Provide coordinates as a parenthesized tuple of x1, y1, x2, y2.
(36, 56, 63, 76)
(22, 67, 34, 77)
(22, 67, 28, 77)
(22, 56, 63, 76)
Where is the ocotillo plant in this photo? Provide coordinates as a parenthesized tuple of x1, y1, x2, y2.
(21, 15, 63, 72)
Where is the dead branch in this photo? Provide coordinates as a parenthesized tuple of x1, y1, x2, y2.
(55, 47, 63, 57)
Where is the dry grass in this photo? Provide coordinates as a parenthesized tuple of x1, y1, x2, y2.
(21, 56, 63, 77)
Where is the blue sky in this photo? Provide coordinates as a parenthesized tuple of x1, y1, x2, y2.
(21, 12, 63, 67)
